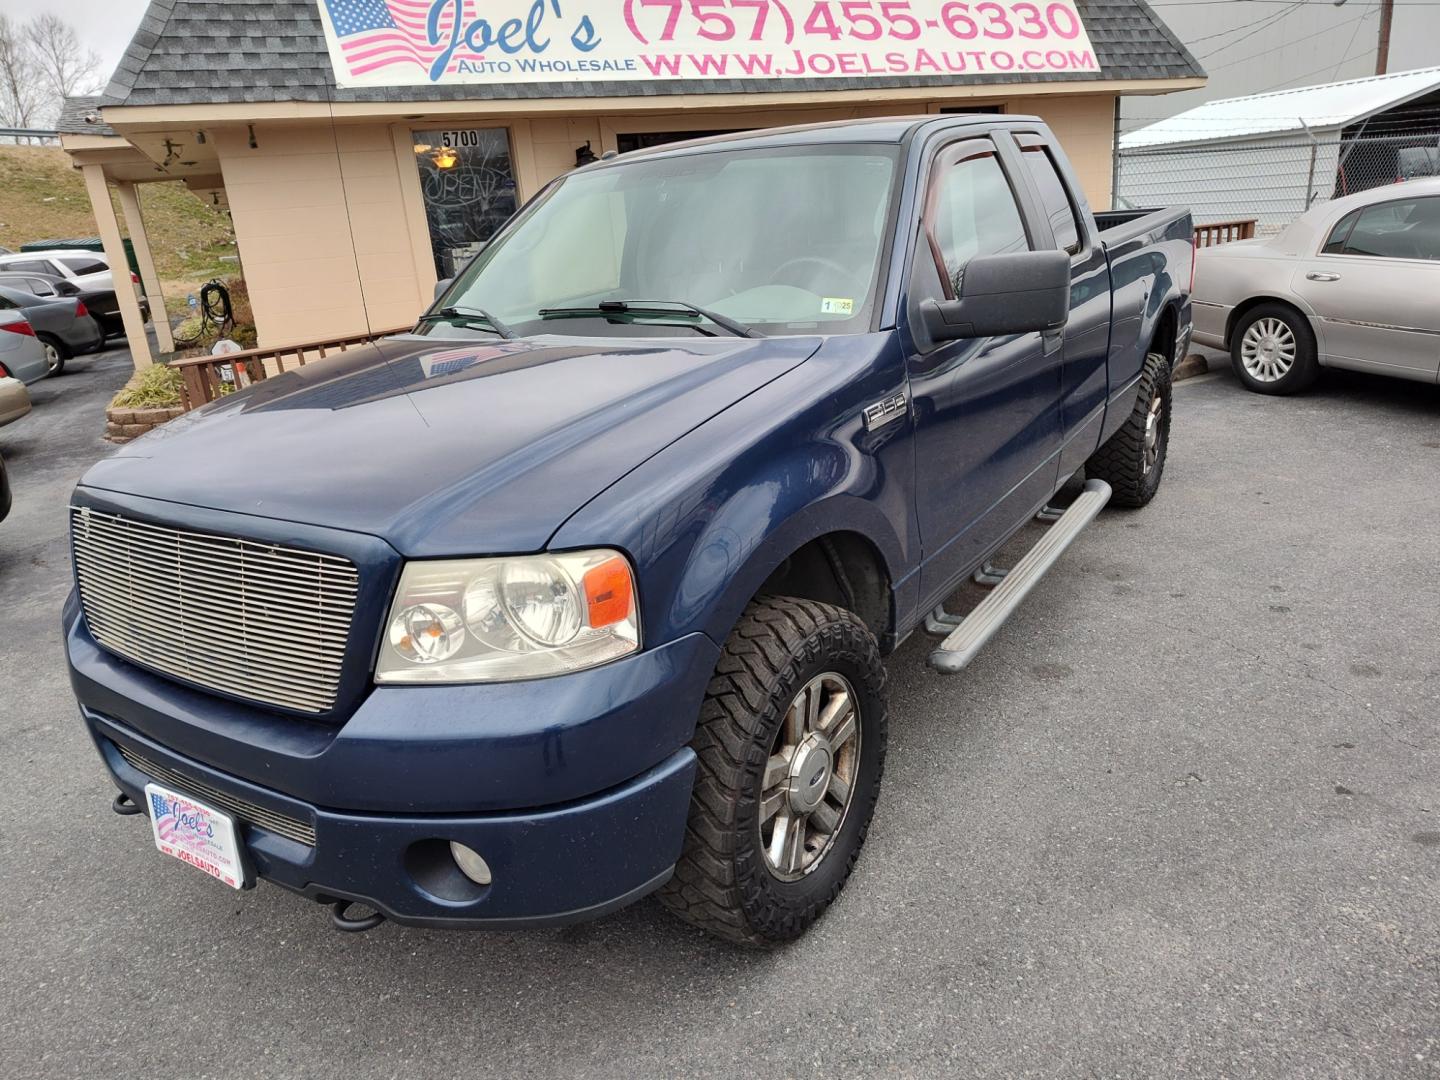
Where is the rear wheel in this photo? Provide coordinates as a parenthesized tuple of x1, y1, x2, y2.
(1230, 303, 1318, 395)
(1085, 351, 1171, 508)
(658, 596, 888, 946)
(38, 334, 66, 376)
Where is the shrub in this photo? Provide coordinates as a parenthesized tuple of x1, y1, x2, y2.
(111, 363, 184, 409)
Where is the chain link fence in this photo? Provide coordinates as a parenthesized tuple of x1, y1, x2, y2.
(1117, 129, 1440, 237)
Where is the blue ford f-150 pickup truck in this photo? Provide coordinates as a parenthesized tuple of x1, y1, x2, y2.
(66, 116, 1192, 945)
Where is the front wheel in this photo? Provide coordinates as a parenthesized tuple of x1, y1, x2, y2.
(658, 596, 888, 946)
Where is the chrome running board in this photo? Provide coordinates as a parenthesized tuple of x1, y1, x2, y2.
(927, 479, 1112, 675)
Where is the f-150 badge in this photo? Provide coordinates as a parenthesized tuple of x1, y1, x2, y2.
(863, 393, 908, 431)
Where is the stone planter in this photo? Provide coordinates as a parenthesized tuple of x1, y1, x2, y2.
(104, 404, 186, 444)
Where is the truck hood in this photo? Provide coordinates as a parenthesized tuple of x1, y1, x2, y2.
(83, 333, 820, 555)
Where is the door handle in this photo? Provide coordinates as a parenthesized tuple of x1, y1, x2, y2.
(1306, 272, 1341, 282)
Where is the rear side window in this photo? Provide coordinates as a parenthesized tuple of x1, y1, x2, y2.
(1321, 210, 1359, 253)
(57, 255, 108, 275)
(929, 152, 1029, 297)
(6, 259, 53, 275)
(1335, 197, 1440, 261)
(1020, 146, 1081, 253)
(0, 293, 16, 310)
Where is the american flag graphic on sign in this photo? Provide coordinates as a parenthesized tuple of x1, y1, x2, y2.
(321, 0, 486, 81)
(150, 791, 180, 842)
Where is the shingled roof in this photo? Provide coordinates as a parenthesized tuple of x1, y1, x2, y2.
(103, 0, 1202, 108)
(55, 96, 117, 136)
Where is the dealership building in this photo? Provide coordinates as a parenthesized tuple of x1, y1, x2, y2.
(61, 0, 1202, 366)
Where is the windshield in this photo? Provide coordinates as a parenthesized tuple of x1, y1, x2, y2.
(430, 143, 900, 339)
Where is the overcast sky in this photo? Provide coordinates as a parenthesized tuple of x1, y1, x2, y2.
(8, 0, 149, 92)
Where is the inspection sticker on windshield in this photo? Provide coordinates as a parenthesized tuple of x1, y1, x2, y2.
(144, 782, 249, 890)
(821, 298, 854, 316)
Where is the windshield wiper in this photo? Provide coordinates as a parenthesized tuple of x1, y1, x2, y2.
(536, 299, 762, 339)
(416, 304, 517, 339)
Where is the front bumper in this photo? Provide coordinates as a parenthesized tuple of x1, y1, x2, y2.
(91, 712, 696, 927)
(66, 593, 717, 927)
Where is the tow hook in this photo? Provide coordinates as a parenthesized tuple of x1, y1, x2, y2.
(112, 791, 143, 817)
(330, 900, 387, 933)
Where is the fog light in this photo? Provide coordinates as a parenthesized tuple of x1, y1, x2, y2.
(449, 841, 492, 885)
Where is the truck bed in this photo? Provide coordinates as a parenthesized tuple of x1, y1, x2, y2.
(1096, 206, 1189, 248)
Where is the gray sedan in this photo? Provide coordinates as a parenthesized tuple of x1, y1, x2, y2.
(0, 284, 105, 376)
(1192, 176, 1440, 394)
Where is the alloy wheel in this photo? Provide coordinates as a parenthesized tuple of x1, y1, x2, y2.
(758, 671, 861, 881)
(1142, 391, 1164, 475)
(1239, 317, 1296, 382)
(43, 341, 61, 374)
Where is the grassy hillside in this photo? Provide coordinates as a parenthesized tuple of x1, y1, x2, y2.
(0, 146, 236, 298)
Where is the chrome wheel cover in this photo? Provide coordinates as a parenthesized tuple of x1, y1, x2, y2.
(758, 672, 861, 881)
(1239, 317, 1297, 382)
(43, 341, 60, 373)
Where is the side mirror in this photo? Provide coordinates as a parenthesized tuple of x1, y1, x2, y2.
(921, 249, 1071, 342)
(433, 277, 454, 301)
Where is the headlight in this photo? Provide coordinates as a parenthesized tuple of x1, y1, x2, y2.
(375, 550, 639, 684)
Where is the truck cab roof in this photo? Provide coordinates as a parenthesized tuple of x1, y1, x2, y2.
(602, 113, 1046, 163)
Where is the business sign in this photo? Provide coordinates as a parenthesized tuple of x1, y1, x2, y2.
(317, 0, 1099, 88)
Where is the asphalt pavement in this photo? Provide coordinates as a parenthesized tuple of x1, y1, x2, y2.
(1, 347, 1437, 1079)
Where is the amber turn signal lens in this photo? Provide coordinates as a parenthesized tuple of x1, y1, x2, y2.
(583, 556, 633, 629)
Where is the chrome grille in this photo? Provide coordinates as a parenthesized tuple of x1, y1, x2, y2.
(115, 742, 316, 846)
(71, 506, 360, 714)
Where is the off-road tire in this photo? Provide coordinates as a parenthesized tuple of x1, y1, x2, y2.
(1230, 303, 1319, 396)
(37, 334, 66, 376)
(1086, 350, 1171, 508)
(658, 596, 888, 947)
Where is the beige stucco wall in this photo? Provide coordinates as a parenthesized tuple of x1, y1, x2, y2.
(216, 122, 431, 345)
(215, 93, 1116, 345)
(1024, 94, 1117, 208)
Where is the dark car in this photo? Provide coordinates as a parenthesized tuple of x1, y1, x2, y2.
(66, 117, 1193, 944)
(0, 285, 104, 375)
(0, 449, 10, 524)
(0, 271, 147, 339)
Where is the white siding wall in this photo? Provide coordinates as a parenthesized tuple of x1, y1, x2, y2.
(1117, 134, 1341, 233)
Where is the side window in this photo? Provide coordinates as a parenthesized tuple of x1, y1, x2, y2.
(58, 256, 108, 275)
(0, 293, 16, 310)
(1020, 146, 1081, 253)
(1340, 198, 1440, 260)
(8, 260, 50, 274)
(928, 152, 1029, 298)
(1321, 210, 1358, 254)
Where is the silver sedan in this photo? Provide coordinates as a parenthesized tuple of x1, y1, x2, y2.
(1192, 176, 1440, 394)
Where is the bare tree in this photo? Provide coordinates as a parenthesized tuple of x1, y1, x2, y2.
(0, 13, 42, 132)
(25, 14, 103, 108)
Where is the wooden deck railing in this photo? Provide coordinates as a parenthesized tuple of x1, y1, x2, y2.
(170, 325, 412, 410)
(1194, 219, 1257, 248)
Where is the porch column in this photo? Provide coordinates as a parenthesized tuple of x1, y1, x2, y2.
(80, 164, 153, 369)
(113, 180, 176, 354)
